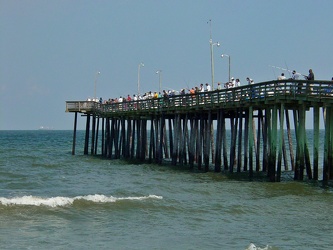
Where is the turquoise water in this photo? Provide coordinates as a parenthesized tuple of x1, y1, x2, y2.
(0, 130, 332, 250)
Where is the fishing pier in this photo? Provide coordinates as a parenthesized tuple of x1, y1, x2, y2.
(66, 79, 333, 183)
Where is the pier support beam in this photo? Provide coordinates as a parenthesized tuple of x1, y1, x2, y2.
(84, 114, 90, 155)
(256, 109, 262, 172)
(323, 106, 333, 184)
(94, 117, 100, 155)
(189, 118, 196, 169)
(91, 115, 96, 155)
(72, 112, 77, 155)
(277, 103, 285, 182)
(294, 105, 306, 180)
(215, 110, 222, 172)
(313, 106, 319, 180)
(248, 106, 254, 179)
(237, 111, 243, 172)
(269, 105, 277, 182)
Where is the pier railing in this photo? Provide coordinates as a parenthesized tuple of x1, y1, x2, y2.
(66, 80, 333, 116)
(65, 100, 96, 113)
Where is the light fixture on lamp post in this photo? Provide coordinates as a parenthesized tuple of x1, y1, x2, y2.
(156, 70, 162, 93)
(138, 62, 144, 96)
(94, 71, 101, 101)
(221, 54, 231, 82)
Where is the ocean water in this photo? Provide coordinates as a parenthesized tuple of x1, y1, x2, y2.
(0, 130, 332, 250)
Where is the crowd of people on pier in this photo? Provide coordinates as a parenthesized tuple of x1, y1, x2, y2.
(95, 76, 251, 105)
(88, 68, 333, 106)
(277, 68, 315, 81)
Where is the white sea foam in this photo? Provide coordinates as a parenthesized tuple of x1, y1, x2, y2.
(245, 243, 271, 250)
(0, 194, 163, 207)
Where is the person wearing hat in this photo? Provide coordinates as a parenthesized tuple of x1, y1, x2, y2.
(291, 70, 299, 80)
(290, 70, 301, 94)
(230, 77, 236, 88)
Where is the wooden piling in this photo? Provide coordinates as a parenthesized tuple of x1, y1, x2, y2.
(248, 106, 254, 179)
(285, 110, 295, 171)
(222, 112, 228, 171)
(84, 114, 90, 155)
(313, 106, 319, 180)
(323, 107, 330, 185)
(243, 109, 249, 172)
(214, 110, 222, 172)
(256, 109, 262, 172)
(72, 112, 77, 155)
(237, 111, 243, 172)
(277, 103, 284, 182)
(91, 114, 96, 155)
(269, 105, 277, 182)
(94, 116, 99, 155)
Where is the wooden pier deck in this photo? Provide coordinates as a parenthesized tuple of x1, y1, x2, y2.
(66, 79, 333, 183)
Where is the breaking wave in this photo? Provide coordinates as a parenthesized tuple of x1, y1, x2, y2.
(0, 194, 163, 207)
(245, 243, 273, 250)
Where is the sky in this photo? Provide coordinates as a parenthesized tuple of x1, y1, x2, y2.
(1, 0, 332, 130)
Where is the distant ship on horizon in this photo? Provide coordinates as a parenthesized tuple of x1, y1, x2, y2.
(38, 126, 53, 130)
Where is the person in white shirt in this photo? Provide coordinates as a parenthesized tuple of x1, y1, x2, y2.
(235, 79, 241, 87)
(118, 96, 123, 110)
(291, 70, 299, 80)
(246, 77, 254, 85)
(199, 83, 205, 103)
(205, 83, 211, 91)
(289, 70, 302, 94)
(277, 73, 286, 80)
(246, 77, 255, 98)
(231, 77, 236, 88)
(200, 83, 205, 92)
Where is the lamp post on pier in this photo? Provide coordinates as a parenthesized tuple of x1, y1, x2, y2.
(156, 70, 162, 93)
(208, 20, 220, 90)
(210, 40, 220, 90)
(138, 62, 144, 96)
(94, 71, 101, 101)
(221, 54, 231, 82)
